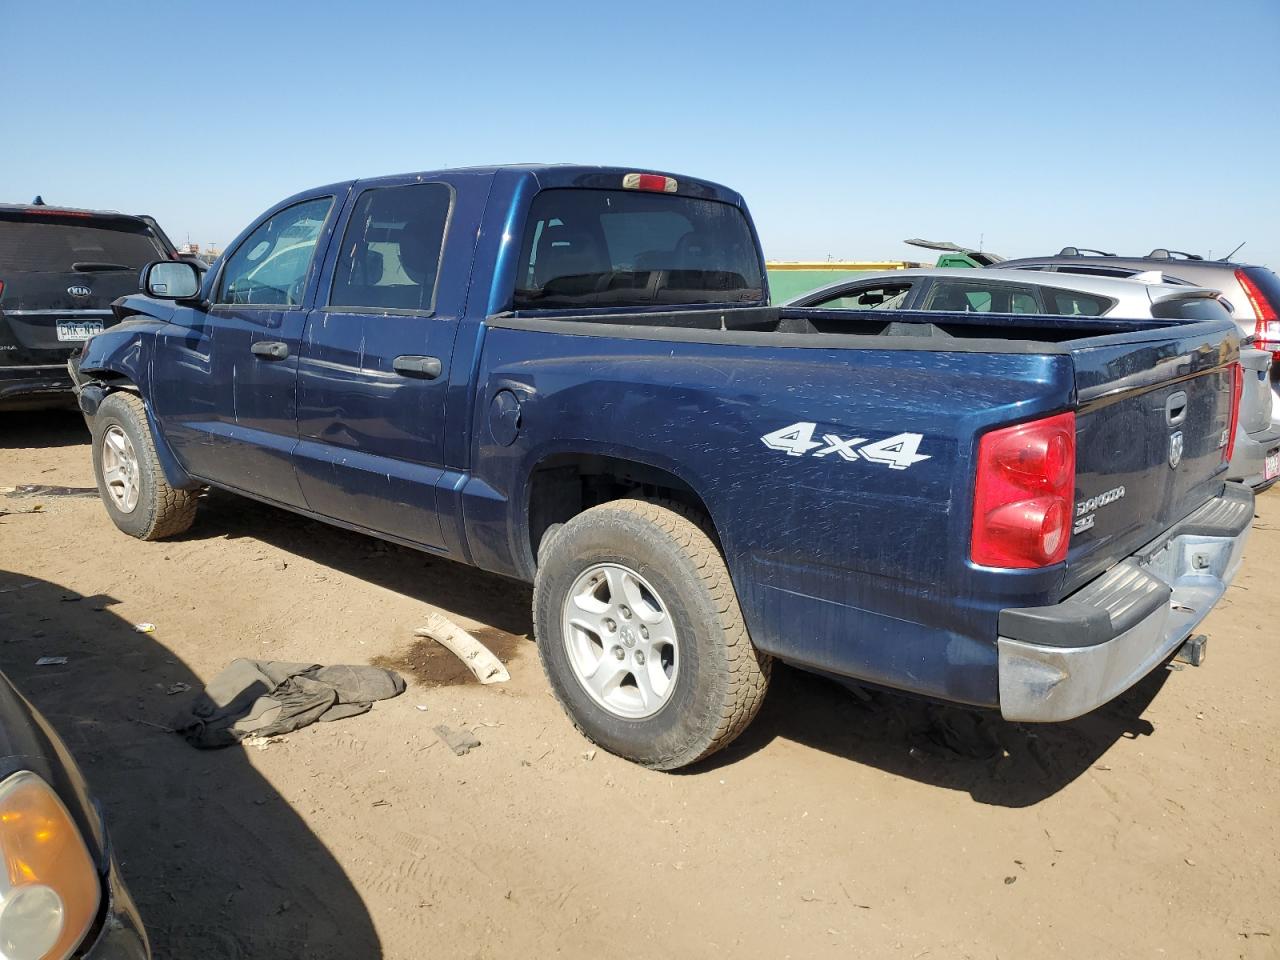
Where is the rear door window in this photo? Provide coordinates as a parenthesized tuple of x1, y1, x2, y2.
(329, 183, 452, 312)
(514, 188, 763, 309)
(1046, 289, 1114, 316)
(923, 280, 1040, 314)
(0, 216, 164, 273)
(809, 282, 912, 310)
(217, 197, 333, 306)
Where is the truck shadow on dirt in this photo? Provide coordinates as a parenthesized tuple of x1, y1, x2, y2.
(183, 489, 534, 640)
(0, 409, 88, 449)
(179, 490, 1165, 807)
(706, 662, 1168, 807)
(0, 568, 383, 960)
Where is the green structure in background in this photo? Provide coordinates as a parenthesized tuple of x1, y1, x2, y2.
(766, 262, 918, 304)
(767, 242, 1004, 302)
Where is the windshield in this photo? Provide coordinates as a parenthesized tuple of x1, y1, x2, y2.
(0, 216, 165, 273)
(513, 188, 764, 310)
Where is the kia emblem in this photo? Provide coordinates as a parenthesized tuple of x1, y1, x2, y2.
(67, 285, 91, 297)
(1168, 430, 1184, 469)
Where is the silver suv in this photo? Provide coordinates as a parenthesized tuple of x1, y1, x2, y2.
(996, 248, 1280, 415)
(789, 267, 1280, 491)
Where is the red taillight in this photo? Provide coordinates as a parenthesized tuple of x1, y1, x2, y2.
(1236, 268, 1280, 360)
(0, 280, 5, 302)
(622, 173, 678, 193)
(23, 208, 93, 218)
(971, 412, 1076, 569)
(1224, 361, 1242, 464)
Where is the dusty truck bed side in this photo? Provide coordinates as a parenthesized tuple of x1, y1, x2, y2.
(462, 304, 1241, 709)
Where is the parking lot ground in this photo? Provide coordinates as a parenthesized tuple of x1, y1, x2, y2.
(2, 410, 1277, 959)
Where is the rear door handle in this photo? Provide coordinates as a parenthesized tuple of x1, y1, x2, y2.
(393, 355, 442, 379)
(251, 340, 289, 361)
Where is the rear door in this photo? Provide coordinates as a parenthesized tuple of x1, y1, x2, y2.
(293, 172, 484, 551)
(0, 210, 168, 368)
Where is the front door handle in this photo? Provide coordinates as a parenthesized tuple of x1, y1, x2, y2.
(251, 340, 289, 361)
(393, 355, 442, 379)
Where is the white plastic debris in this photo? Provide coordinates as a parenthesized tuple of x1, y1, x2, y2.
(134, 622, 157, 634)
(414, 613, 511, 684)
(35, 656, 68, 666)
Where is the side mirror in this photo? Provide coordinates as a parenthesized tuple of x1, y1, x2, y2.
(143, 260, 201, 300)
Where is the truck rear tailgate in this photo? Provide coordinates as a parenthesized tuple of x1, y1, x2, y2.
(1064, 321, 1239, 594)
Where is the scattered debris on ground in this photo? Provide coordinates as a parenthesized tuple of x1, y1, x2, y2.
(434, 723, 482, 756)
(172, 659, 405, 748)
(35, 655, 68, 666)
(0, 504, 44, 517)
(414, 612, 511, 684)
(2, 484, 99, 498)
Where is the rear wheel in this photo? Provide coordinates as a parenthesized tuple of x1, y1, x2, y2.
(91, 392, 198, 540)
(533, 498, 770, 769)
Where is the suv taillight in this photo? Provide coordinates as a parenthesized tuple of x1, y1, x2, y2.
(971, 412, 1076, 569)
(1224, 362, 1242, 464)
(1236, 268, 1280, 360)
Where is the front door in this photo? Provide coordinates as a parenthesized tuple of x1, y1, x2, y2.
(168, 197, 340, 512)
(294, 175, 481, 551)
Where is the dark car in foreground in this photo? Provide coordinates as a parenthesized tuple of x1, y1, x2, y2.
(0, 203, 179, 410)
(0, 670, 148, 958)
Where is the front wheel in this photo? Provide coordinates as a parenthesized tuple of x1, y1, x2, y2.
(533, 498, 770, 770)
(90, 392, 199, 540)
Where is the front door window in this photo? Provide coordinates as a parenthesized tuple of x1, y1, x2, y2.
(217, 197, 333, 306)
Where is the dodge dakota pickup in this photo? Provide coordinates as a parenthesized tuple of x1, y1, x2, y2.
(70, 165, 1252, 769)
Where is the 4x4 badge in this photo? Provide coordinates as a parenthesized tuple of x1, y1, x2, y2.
(1168, 430, 1184, 469)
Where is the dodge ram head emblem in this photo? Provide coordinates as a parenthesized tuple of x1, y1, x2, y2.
(1168, 430, 1184, 469)
(67, 285, 91, 297)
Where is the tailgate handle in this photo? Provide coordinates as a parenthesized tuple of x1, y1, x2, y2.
(1166, 391, 1188, 426)
(251, 340, 289, 361)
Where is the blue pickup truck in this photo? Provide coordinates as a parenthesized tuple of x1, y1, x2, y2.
(69, 165, 1252, 769)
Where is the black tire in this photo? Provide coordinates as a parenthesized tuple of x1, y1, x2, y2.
(533, 498, 771, 770)
(90, 391, 199, 540)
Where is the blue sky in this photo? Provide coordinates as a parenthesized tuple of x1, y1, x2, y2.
(3, 0, 1277, 266)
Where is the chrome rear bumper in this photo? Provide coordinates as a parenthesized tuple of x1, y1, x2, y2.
(997, 483, 1253, 722)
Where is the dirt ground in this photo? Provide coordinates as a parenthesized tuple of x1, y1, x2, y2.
(1, 410, 1276, 960)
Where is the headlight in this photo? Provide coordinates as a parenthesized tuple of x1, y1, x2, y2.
(0, 771, 101, 960)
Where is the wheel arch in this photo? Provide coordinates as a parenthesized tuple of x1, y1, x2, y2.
(522, 451, 721, 579)
(81, 379, 199, 493)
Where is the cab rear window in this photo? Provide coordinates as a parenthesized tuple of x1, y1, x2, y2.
(0, 216, 164, 273)
(513, 189, 763, 310)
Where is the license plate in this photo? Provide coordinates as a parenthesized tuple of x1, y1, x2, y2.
(1266, 450, 1280, 482)
(56, 321, 104, 342)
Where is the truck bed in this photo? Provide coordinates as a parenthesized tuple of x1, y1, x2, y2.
(479, 305, 1240, 707)
(495, 303, 1194, 349)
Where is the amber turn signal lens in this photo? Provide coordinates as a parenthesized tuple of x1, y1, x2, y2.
(0, 771, 101, 960)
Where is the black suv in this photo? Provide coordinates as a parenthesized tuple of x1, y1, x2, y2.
(0, 203, 180, 410)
